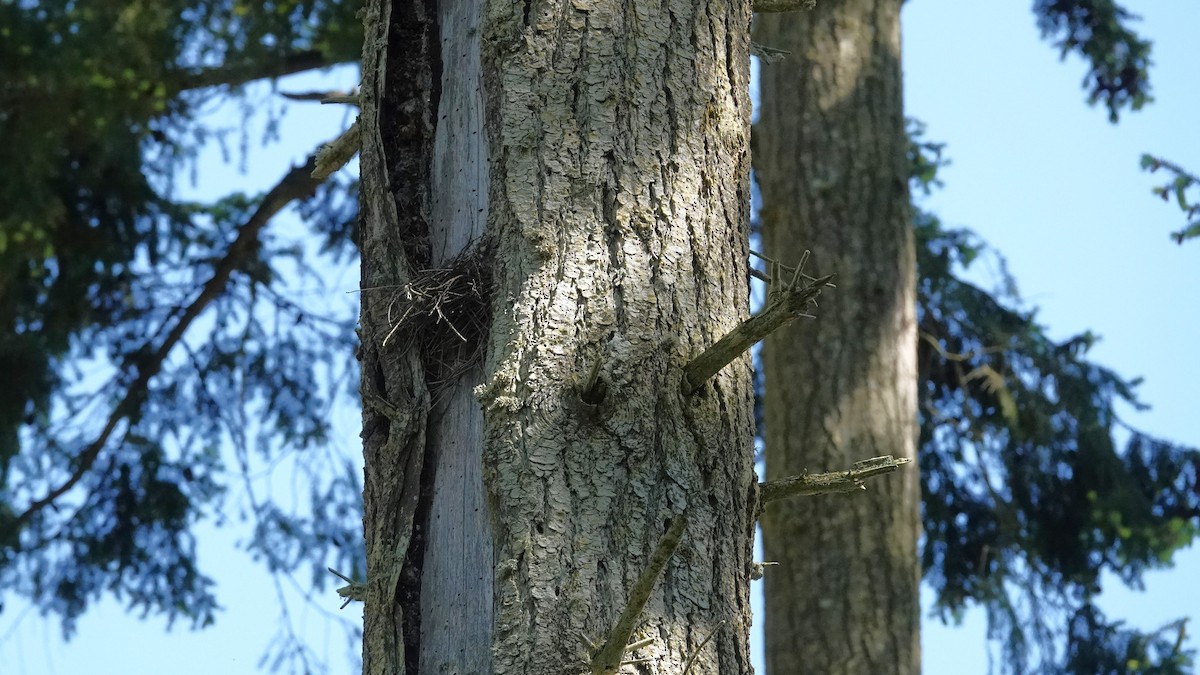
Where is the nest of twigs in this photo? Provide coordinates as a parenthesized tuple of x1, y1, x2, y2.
(381, 249, 492, 386)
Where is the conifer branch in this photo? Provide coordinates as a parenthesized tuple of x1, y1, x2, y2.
(591, 515, 689, 675)
(759, 455, 911, 504)
(179, 50, 354, 91)
(13, 133, 341, 528)
(280, 89, 358, 103)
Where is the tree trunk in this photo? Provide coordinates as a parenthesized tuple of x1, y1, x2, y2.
(358, 0, 759, 672)
(753, 3, 922, 674)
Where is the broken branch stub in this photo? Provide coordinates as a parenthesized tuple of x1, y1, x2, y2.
(590, 515, 690, 675)
(759, 455, 912, 504)
(753, 0, 816, 12)
(682, 273, 834, 394)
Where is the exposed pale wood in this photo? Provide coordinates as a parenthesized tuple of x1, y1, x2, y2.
(419, 369, 492, 673)
(413, 0, 494, 670)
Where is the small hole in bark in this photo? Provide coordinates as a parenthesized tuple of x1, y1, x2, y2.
(580, 376, 608, 405)
(579, 356, 608, 405)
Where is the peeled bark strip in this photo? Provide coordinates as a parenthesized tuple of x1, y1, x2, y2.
(358, 0, 441, 672)
(754, 2, 923, 674)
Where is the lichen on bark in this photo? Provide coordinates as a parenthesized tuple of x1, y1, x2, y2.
(477, 0, 758, 672)
(360, 0, 761, 671)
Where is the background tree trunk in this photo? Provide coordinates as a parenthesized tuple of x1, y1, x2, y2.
(359, 0, 761, 672)
(753, 2, 922, 674)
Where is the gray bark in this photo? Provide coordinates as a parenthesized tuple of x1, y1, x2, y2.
(754, 2, 923, 674)
(358, 0, 438, 671)
(359, 0, 760, 672)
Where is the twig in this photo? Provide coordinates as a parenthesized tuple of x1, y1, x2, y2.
(579, 355, 608, 404)
(749, 561, 778, 581)
(280, 89, 358, 104)
(748, 250, 833, 286)
(683, 271, 834, 394)
(321, 94, 361, 106)
(682, 620, 726, 674)
(752, 0, 816, 12)
(750, 42, 791, 64)
(328, 567, 367, 609)
(591, 515, 689, 675)
(179, 49, 350, 91)
(759, 455, 911, 504)
(622, 637, 656, 652)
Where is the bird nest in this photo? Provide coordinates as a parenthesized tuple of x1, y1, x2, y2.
(379, 249, 492, 386)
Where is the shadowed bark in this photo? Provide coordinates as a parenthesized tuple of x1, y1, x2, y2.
(754, 2, 923, 673)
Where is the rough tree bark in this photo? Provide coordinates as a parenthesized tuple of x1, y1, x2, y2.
(358, 0, 760, 672)
(754, 2, 923, 674)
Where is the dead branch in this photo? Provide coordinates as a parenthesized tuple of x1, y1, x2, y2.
(591, 515, 689, 675)
(328, 567, 367, 609)
(684, 253, 834, 394)
(280, 89, 357, 103)
(750, 42, 791, 64)
(759, 455, 911, 504)
(682, 620, 726, 674)
(179, 50, 352, 91)
(753, 0, 816, 12)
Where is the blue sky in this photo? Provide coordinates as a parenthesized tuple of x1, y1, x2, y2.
(905, 2, 1200, 672)
(2, 2, 1197, 674)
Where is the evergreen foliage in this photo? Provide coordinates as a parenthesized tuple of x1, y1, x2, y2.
(911, 125, 1198, 671)
(0, 0, 363, 639)
(1032, 1, 1200, 244)
(1139, 156, 1200, 244)
(1033, 0, 1152, 121)
(0, 0, 1195, 672)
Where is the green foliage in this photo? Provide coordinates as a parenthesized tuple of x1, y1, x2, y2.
(0, 0, 361, 447)
(910, 128, 1199, 673)
(1033, 0, 1153, 122)
(1034, 6, 1200, 248)
(1035, 6, 1200, 246)
(1140, 155, 1200, 244)
(907, 119, 948, 197)
(0, 0, 363, 641)
(1067, 608, 1192, 674)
